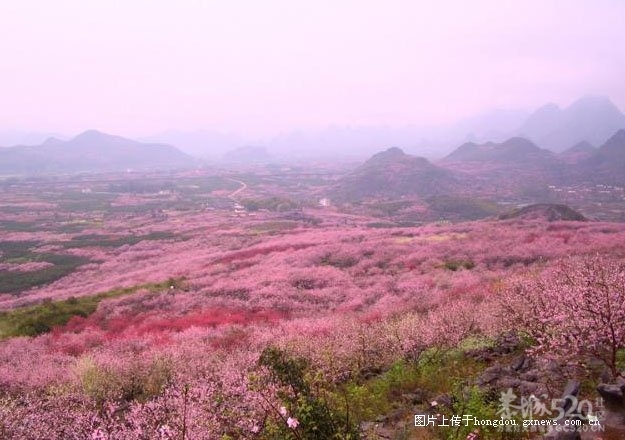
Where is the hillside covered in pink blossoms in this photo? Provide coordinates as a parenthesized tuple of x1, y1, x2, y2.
(1, 165, 625, 440)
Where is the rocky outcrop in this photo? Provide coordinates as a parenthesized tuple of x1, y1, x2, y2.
(544, 380, 582, 440)
(596, 379, 625, 436)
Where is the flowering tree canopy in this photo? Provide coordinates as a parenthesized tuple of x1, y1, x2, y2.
(503, 255, 625, 378)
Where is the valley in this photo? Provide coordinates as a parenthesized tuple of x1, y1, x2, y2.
(1, 142, 625, 438)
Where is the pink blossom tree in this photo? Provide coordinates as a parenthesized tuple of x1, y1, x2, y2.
(502, 255, 625, 378)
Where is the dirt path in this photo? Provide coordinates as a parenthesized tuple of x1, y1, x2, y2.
(227, 178, 247, 199)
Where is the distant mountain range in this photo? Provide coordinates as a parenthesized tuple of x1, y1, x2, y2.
(141, 95, 624, 159)
(559, 141, 597, 164)
(262, 95, 625, 159)
(517, 96, 625, 152)
(443, 129, 625, 173)
(0, 130, 196, 175)
(334, 128, 625, 202)
(140, 130, 244, 159)
(439, 137, 565, 195)
(577, 129, 625, 183)
(221, 146, 272, 165)
(442, 137, 557, 164)
(499, 204, 587, 222)
(0, 130, 67, 147)
(1, 95, 624, 166)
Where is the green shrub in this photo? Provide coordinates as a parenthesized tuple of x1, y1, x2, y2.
(339, 360, 420, 422)
(77, 355, 173, 404)
(256, 347, 358, 440)
(443, 259, 475, 271)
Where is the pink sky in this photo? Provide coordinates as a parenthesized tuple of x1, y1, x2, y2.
(1, 0, 624, 138)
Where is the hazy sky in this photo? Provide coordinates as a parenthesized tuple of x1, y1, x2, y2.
(1, 0, 624, 138)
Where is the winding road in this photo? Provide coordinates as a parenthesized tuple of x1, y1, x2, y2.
(227, 178, 247, 200)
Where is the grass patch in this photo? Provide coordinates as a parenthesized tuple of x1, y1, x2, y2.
(336, 341, 534, 439)
(366, 222, 398, 228)
(339, 360, 421, 422)
(54, 221, 95, 233)
(332, 349, 489, 435)
(0, 241, 40, 261)
(241, 197, 301, 212)
(58, 231, 177, 249)
(0, 254, 90, 294)
(77, 355, 173, 404)
(0, 220, 94, 234)
(427, 195, 502, 221)
(57, 192, 115, 212)
(442, 259, 475, 271)
(617, 348, 625, 371)
(0, 279, 179, 339)
(457, 336, 496, 351)
(369, 200, 413, 216)
(412, 349, 485, 396)
(0, 241, 91, 294)
(0, 221, 40, 232)
(0, 235, 179, 295)
(250, 221, 299, 233)
(320, 252, 358, 269)
(421, 233, 468, 243)
(366, 221, 421, 229)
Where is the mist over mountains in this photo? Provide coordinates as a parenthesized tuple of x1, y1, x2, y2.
(140, 130, 243, 160)
(517, 96, 625, 152)
(0, 130, 67, 148)
(0, 130, 195, 174)
(141, 95, 625, 160)
(578, 129, 625, 184)
(1, 96, 624, 174)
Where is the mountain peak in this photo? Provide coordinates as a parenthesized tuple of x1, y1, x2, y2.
(378, 146, 405, 157)
(565, 140, 595, 154)
(535, 102, 560, 113)
(609, 128, 625, 140)
(443, 136, 549, 163)
(567, 95, 623, 120)
(500, 137, 539, 150)
(559, 140, 597, 164)
(580, 128, 625, 180)
(600, 129, 625, 151)
(332, 147, 457, 201)
(518, 96, 625, 151)
(42, 137, 63, 146)
(569, 95, 615, 109)
(72, 129, 109, 142)
(364, 147, 407, 165)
